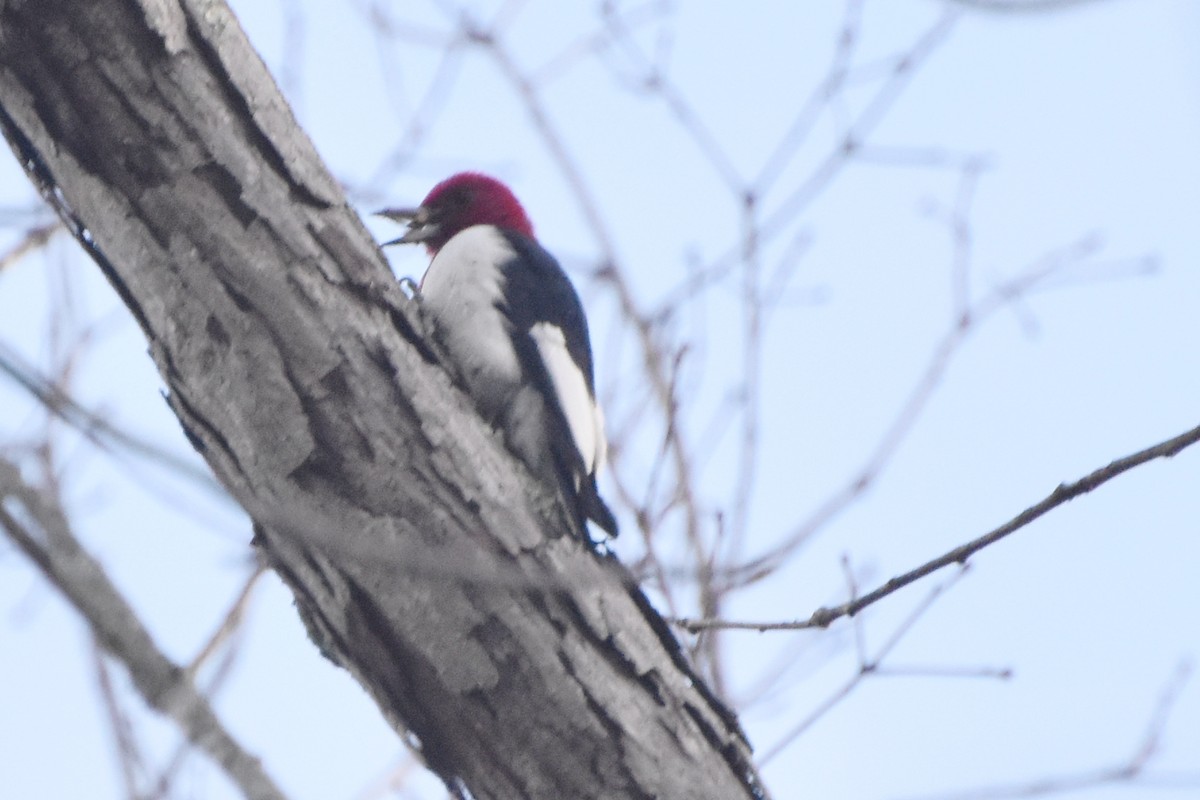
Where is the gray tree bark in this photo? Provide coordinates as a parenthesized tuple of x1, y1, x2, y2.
(0, 1, 764, 798)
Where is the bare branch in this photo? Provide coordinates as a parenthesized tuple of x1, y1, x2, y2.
(185, 565, 266, 679)
(728, 231, 1125, 586)
(757, 567, 982, 767)
(92, 643, 150, 799)
(0, 458, 288, 800)
(0, 341, 232, 502)
(0, 217, 59, 272)
(678, 421, 1200, 633)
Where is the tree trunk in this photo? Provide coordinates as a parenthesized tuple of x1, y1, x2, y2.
(0, 1, 763, 797)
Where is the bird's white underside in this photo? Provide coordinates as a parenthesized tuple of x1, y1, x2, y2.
(420, 225, 607, 476)
(420, 227, 523, 383)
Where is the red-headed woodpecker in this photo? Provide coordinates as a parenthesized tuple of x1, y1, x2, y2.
(380, 172, 618, 538)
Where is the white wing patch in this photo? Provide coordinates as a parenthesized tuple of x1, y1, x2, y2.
(529, 322, 607, 475)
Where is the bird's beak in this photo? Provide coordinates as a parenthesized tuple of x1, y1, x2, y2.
(376, 206, 441, 246)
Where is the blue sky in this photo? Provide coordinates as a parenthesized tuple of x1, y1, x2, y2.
(2, 2, 1198, 798)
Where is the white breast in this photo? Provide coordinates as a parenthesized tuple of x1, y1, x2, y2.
(420, 226, 522, 392)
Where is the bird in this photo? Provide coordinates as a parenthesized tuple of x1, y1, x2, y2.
(379, 172, 618, 539)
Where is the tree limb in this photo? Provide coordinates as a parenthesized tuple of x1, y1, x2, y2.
(0, 458, 288, 800)
(0, 1, 762, 797)
(678, 422, 1200, 633)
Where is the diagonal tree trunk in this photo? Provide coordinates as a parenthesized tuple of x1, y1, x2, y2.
(0, 1, 764, 797)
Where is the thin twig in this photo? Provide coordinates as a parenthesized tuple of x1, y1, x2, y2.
(93, 643, 149, 798)
(726, 232, 1113, 588)
(0, 218, 59, 272)
(0, 342, 229, 500)
(185, 564, 267, 679)
(677, 421, 1200, 633)
(756, 567, 975, 766)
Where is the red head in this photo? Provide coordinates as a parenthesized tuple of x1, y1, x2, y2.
(379, 172, 535, 255)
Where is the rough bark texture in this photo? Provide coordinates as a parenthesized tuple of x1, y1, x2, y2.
(0, 1, 764, 798)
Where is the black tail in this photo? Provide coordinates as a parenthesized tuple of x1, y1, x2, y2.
(579, 474, 618, 538)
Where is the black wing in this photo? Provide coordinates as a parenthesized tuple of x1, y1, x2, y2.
(495, 230, 617, 537)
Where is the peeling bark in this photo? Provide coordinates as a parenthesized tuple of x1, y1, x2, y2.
(0, 1, 764, 797)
